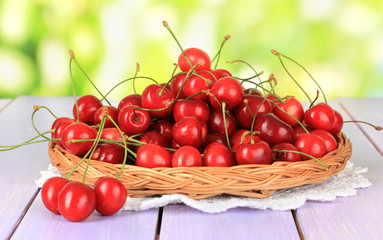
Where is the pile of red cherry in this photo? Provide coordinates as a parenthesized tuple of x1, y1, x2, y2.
(41, 45, 346, 221)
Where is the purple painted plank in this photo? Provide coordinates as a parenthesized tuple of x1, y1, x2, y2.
(160, 205, 299, 240)
(296, 101, 383, 239)
(338, 97, 383, 155)
(12, 192, 159, 240)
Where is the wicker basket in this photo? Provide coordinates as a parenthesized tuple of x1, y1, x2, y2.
(49, 132, 352, 199)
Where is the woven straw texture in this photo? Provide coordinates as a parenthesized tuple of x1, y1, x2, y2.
(49, 132, 352, 199)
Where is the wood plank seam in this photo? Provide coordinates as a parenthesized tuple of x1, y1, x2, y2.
(155, 207, 164, 240)
(336, 99, 383, 157)
(7, 188, 41, 239)
(0, 99, 14, 114)
(292, 210, 306, 240)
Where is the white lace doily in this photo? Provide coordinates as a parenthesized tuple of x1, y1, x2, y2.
(35, 162, 371, 213)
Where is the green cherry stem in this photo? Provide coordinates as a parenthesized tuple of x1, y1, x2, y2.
(271, 49, 312, 103)
(344, 120, 382, 131)
(211, 35, 230, 69)
(0, 134, 57, 151)
(133, 63, 140, 94)
(221, 102, 234, 152)
(31, 105, 57, 140)
(70, 50, 112, 106)
(69, 54, 80, 123)
(271, 149, 328, 171)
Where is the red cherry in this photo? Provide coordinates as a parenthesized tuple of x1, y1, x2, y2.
(51, 117, 76, 147)
(58, 182, 96, 222)
(136, 143, 171, 168)
(149, 120, 174, 142)
(118, 105, 151, 136)
(170, 139, 181, 150)
(61, 123, 97, 156)
(271, 143, 301, 162)
(92, 143, 124, 164)
(182, 71, 214, 102)
(136, 131, 169, 153)
(100, 127, 130, 151)
(310, 129, 338, 153)
(231, 134, 262, 152)
(173, 99, 210, 123)
(201, 133, 227, 151)
(94, 177, 127, 216)
(211, 69, 232, 80)
(208, 110, 237, 136)
(203, 142, 235, 167)
(293, 125, 311, 143)
(93, 106, 118, 128)
(73, 95, 103, 125)
(274, 97, 304, 127)
(141, 84, 174, 118)
(41, 177, 70, 214)
(253, 113, 294, 146)
(236, 141, 272, 165)
(178, 48, 211, 72)
(170, 73, 188, 99)
(172, 116, 207, 148)
(234, 95, 273, 129)
(229, 129, 250, 147)
(117, 94, 142, 115)
(304, 103, 335, 131)
(329, 110, 344, 135)
(172, 146, 203, 167)
(209, 78, 244, 110)
(294, 134, 326, 160)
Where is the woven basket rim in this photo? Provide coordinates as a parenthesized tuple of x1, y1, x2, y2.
(49, 131, 352, 199)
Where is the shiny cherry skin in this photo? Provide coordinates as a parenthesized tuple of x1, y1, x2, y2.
(304, 103, 335, 131)
(208, 110, 237, 136)
(41, 177, 70, 214)
(294, 133, 326, 160)
(232, 134, 262, 152)
(271, 143, 301, 162)
(293, 124, 311, 143)
(234, 95, 273, 129)
(172, 116, 207, 148)
(209, 78, 244, 110)
(170, 139, 181, 150)
(58, 182, 96, 222)
(100, 127, 129, 151)
(211, 69, 232, 80)
(182, 71, 214, 102)
(274, 97, 304, 128)
(141, 84, 174, 118)
(73, 95, 103, 125)
(94, 177, 127, 216)
(149, 120, 173, 142)
(236, 141, 272, 165)
(61, 122, 97, 156)
(136, 143, 171, 168)
(136, 131, 169, 153)
(118, 105, 151, 136)
(253, 113, 294, 146)
(329, 110, 344, 136)
(201, 133, 227, 151)
(117, 94, 142, 115)
(51, 117, 76, 147)
(172, 146, 203, 167)
(93, 106, 118, 128)
(229, 129, 250, 147)
(173, 99, 210, 123)
(203, 142, 235, 167)
(310, 129, 338, 153)
(170, 73, 188, 99)
(92, 143, 124, 164)
(178, 48, 211, 72)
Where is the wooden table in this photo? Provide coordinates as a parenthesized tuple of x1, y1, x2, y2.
(0, 96, 382, 240)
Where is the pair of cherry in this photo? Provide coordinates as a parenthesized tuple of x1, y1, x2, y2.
(41, 176, 127, 222)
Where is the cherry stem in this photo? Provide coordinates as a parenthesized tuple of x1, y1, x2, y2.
(271, 149, 328, 171)
(133, 63, 140, 94)
(309, 90, 320, 108)
(237, 77, 283, 102)
(0, 130, 55, 151)
(101, 76, 158, 101)
(271, 50, 312, 103)
(271, 100, 310, 134)
(344, 120, 382, 131)
(277, 51, 328, 104)
(163, 20, 195, 73)
(250, 97, 267, 133)
(221, 102, 234, 152)
(70, 50, 112, 106)
(237, 71, 264, 82)
(69, 56, 80, 123)
(169, 67, 196, 111)
(227, 59, 266, 95)
(211, 35, 230, 69)
(31, 105, 57, 140)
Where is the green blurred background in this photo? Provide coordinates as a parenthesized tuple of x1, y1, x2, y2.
(0, 0, 382, 101)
